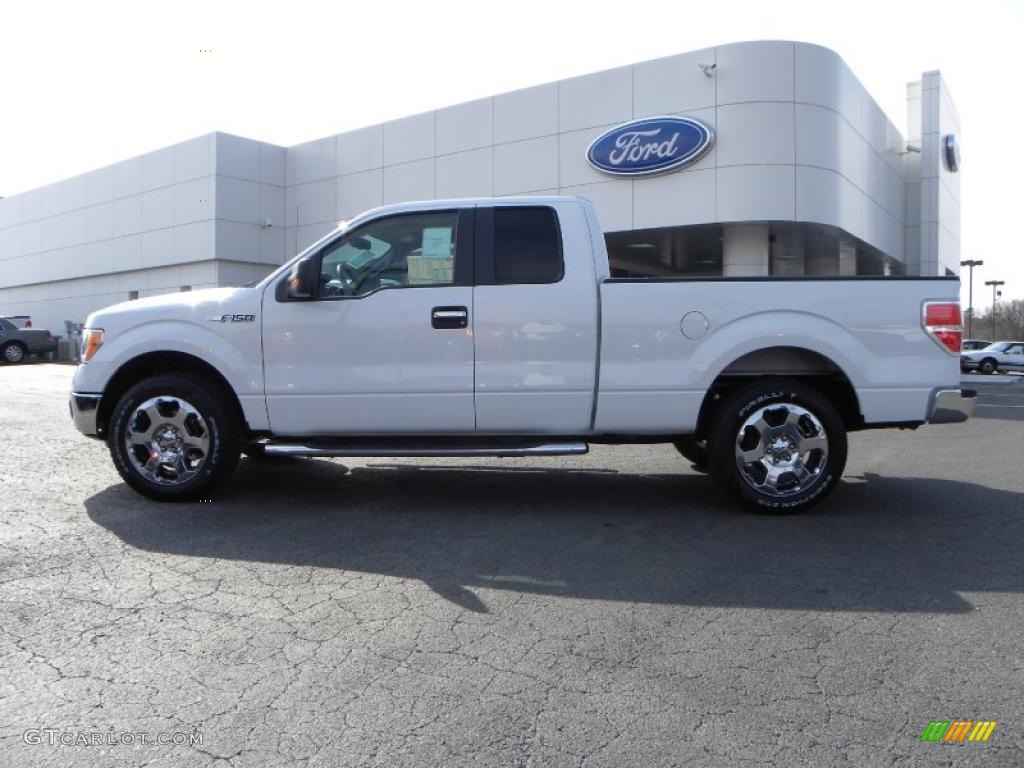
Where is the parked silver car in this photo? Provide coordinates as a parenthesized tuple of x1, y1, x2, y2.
(0, 318, 57, 363)
(961, 341, 1024, 374)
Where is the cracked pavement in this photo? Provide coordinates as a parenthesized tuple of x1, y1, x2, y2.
(0, 364, 1021, 766)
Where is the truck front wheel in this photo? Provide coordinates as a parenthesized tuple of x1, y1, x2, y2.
(108, 374, 241, 501)
(708, 379, 847, 514)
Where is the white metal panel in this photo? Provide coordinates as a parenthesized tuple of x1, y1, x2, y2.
(383, 159, 435, 204)
(262, 286, 475, 435)
(473, 201, 599, 433)
(595, 278, 961, 433)
(287, 136, 336, 186)
(558, 66, 633, 133)
(632, 48, 717, 115)
(493, 83, 558, 144)
(216, 134, 261, 182)
(436, 149, 494, 199)
(716, 102, 796, 167)
(336, 125, 384, 176)
(493, 137, 559, 196)
(337, 170, 384, 219)
(716, 41, 795, 105)
(717, 165, 796, 222)
(382, 112, 435, 166)
(435, 97, 493, 155)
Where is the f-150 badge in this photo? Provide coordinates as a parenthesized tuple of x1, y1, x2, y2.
(207, 314, 255, 322)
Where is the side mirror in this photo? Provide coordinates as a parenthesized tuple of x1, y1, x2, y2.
(286, 258, 319, 299)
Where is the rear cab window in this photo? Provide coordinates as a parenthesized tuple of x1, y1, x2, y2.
(479, 206, 564, 285)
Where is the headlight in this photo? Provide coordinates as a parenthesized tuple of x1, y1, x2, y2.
(81, 329, 104, 362)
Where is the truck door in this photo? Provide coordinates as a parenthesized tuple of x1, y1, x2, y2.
(261, 208, 476, 435)
(472, 202, 600, 434)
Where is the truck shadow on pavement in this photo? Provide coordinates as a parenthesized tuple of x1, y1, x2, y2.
(84, 458, 1023, 614)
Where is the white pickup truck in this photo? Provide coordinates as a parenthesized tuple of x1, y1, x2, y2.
(70, 197, 974, 512)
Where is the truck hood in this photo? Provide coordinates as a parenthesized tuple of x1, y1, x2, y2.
(84, 287, 260, 335)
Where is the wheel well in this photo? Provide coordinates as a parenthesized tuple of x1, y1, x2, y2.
(96, 351, 249, 438)
(2, 340, 27, 349)
(694, 347, 863, 438)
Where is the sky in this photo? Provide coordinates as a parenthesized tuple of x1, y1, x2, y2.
(1, 0, 1021, 305)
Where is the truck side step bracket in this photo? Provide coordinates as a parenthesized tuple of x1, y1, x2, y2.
(261, 439, 590, 458)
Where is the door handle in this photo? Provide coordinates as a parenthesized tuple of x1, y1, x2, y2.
(431, 306, 468, 329)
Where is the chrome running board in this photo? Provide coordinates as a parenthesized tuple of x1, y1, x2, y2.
(262, 439, 589, 458)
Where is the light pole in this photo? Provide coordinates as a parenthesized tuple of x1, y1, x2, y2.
(960, 259, 984, 338)
(985, 280, 1005, 339)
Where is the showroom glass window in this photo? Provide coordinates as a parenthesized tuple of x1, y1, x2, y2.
(318, 212, 459, 298)
(493, 207, 563, 284)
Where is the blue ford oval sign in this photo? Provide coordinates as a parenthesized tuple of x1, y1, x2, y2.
(586, 116, 714, 176)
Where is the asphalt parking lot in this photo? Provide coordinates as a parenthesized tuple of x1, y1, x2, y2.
(1, 364, 1021, 767)
(963, 373, 1024, 421)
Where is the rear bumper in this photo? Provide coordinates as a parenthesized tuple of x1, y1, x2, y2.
(70, 393, 102, 437)
(30, 341, 58, 354)
(927, 388, 976, 424)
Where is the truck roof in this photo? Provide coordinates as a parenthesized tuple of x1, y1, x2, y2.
(353, 195, 587, 219)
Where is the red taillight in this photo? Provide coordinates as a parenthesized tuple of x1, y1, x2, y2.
(923, 301, 962, 354)
(925, 303, 961, 327)
(43, 331, 52, 340)
(25, 320, 31, 328)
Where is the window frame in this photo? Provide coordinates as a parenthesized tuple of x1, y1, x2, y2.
(474, 205, 565, 286)
(278, 208, 474, 303)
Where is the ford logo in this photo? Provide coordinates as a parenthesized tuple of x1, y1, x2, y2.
(586, 116, 714, 176)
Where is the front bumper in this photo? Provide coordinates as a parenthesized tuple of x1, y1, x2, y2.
(927, 388, 976, 424)
(70, 393, 102, 437)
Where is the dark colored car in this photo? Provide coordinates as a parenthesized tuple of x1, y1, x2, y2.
(0, 318, 57, 363)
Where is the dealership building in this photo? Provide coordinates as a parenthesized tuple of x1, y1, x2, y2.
(0, 40, 961, 335)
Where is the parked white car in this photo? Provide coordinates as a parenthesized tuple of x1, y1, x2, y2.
(960, 341, 1024, 374)
(70, 197, 974, 513)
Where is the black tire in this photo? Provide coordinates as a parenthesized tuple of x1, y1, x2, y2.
(2, 342, 27, 364)
(979, 358, 997, 375)
(673, 438, 709, 471)
(708, 378, 847, 514)
(108, 373, 241, 501)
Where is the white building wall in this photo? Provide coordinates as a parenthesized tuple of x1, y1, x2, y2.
(0, 133, 285, 332)
(920, 71, 961, 276)
(282, 41, 910, 266)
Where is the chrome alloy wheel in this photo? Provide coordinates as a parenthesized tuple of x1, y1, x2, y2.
(734, 403, 828, 497)
(3, 344, 25, 363)
(124, 396, 210, 485)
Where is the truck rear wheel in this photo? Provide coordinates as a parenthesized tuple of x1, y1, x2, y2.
(108, 374, 241, 501)
(708, 379, 847, 514)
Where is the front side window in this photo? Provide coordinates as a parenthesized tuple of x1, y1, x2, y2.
(318, 211, 459, 298)
(493, 207, 563, 284)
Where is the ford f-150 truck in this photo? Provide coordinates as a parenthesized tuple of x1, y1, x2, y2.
(70, 197, 975, 512)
